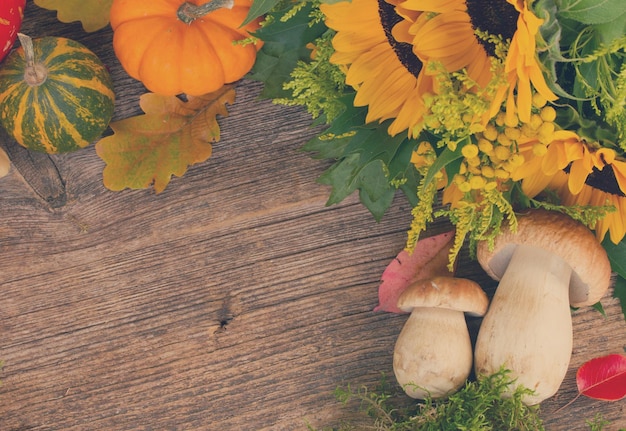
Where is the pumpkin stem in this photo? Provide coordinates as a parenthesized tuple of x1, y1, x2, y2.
(177, 0, 235, 24)
(18, 33, 47, 87)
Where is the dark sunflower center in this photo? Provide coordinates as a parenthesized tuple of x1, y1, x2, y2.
(378, 0, 422, 78)
(466, 0, 518, 58)
(564, 164, 626, 197)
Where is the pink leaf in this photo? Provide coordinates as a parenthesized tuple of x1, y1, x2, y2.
(576, 354, 626, 401)
(374, 230, 455, 313)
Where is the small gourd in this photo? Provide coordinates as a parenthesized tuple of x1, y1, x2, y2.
(110, 0, 263, 96)
(0, 0, 25, 63)
(0, 34, 115, 153)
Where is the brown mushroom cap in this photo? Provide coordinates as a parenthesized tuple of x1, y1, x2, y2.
(476, 209, 611, 307)
(397, 276, 489, 317)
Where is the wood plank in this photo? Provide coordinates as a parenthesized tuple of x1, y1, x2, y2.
(0, 3, 624, 430)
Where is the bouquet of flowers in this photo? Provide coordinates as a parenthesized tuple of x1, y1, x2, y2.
(246, 0, 626, 309)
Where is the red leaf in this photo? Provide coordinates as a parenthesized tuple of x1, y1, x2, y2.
(374, 231, 455, 314)
(576, 354, 626, 401)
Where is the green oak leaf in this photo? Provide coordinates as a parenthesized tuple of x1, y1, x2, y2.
(312, 122, 417, 221)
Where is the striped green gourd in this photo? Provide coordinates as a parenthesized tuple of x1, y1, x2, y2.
(0, 34, 115, 153)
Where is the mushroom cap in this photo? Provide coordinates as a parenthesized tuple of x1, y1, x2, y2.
(397, 276, 489, 317)
(476, 209, 611, 307)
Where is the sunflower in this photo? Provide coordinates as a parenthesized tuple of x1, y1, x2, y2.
(497, 0, 558, 124)
(320, 0, 434, 137)
(512, 133, 626, 243)
(393, 0, 557, 124)
(391, 0, 496, 89)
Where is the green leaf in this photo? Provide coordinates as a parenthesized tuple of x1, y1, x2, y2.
(591, 301, 607, 317)
(614, 277, 626, 322)
(601, 237, 626, 320)
(398, 169, 421, 207)
(301, 95, 366, 159)
(358, 161, 397, 221)
(555, 105, 618, 147)
(602, 237, 626, 278)
(422, 144, 464, 188)
(249, 3, 327, 99)
(318, 158, 396, 221)
(313, 121, 414, 219)
(592, 15, 626, 45)
(242, 0, 280, 26)
(318, 153, 366, 205)
(360, 186, 396, 222)
(557, 0, 626, 25)
(303, 89, 417, 220)
(535, 0, 575, 98)
(302, 133, 352, 160)
(342, 127, 400, 162)
(358, 161, 392, 203)
(317, 127, 403, 203)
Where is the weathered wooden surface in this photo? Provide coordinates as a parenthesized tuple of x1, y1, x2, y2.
(1, 2, 625, 430)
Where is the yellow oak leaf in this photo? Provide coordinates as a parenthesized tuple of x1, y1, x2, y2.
(95, 87, 236, 193)
(34, 0, 113, 32)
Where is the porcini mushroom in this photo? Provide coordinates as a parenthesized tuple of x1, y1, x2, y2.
(474, 209, 612, 405)
(393, 276, 489, 399)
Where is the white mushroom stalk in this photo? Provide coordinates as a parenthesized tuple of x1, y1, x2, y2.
(393, 276, 489, 399)
(474, 209, 612, 405)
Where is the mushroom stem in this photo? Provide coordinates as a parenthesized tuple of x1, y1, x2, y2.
(394, 307, 473, 399)
(474, 243, 573, 405)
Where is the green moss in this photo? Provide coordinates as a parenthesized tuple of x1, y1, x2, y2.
(309, 370, 621, 430)
(310, 369, 545, 431)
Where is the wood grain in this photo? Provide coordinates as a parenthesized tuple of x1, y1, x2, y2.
(1, 2, 625, 430)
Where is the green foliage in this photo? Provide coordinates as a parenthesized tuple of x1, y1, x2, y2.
(302, 87, 419, 220)
(586, 414, 611, 431)
(241, 0, 282, 26)
(254, 1, 422, 220)
(273, 31, 348, 123)
(310, 372, 622, 430)
(555, 0, 626, 25)
(534, 0, 626, 150)
(420, 142, 463, 190)
(554, 105, 620, 149)
(530, 199, 616, 230)
(568, 32, 626, 147)
(600, 237, 626, 319)
(248, 2, 328, 99)
(304, 112, 420, 221)
(311, 369, 547, 431)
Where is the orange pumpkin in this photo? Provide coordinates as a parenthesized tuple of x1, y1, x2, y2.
(110, 0, 263, 96)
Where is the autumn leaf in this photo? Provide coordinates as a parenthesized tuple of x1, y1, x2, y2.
(374, 231, 455, 314)
(34, 0, 113, 32)
(95, 87, 236, 193)
(576, 354, 626, 401)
